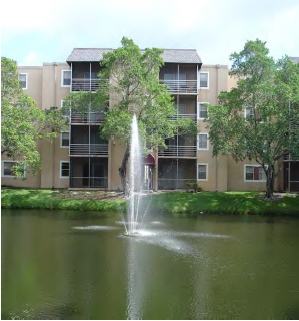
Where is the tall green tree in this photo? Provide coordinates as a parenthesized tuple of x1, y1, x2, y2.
(1, 57, 67, 177)
(63, 37, 196, 193)
(206, 39, 299, 198)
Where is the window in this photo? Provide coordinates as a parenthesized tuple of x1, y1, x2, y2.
(244, 165, 266, 182)
(60, 161, 69, 178)
(245, 107, 263, 122)
(245, 107, 254, 120)
(197, 133, 209, 150)
(197, 163, 208, 180)
(2, 161, 25, 177)
(199, 72, 209, 88)
(198, 102, 208, 119)
(61, 70, 71, 87)
(18, 73, 27, 89)
(60, 132, 69, 147)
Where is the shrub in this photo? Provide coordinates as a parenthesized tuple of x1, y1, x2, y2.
(186, 182, 202, 192)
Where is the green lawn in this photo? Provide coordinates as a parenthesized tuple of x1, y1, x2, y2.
(1, 188, 299, 216)
(150, 191, 299, 216)
(1, 189, 126, 214)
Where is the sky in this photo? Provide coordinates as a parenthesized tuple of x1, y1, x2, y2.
(1, 0, 299, 67)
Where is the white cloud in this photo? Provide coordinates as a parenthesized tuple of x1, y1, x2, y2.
(20, 52, 41, 66)
(1, 0, 56, 35)
(261, 6, 299, 58)
(1, 0, 299, 66)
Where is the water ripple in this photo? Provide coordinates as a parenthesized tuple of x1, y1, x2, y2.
(72, 225, 119, 231)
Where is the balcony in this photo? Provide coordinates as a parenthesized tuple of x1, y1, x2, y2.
(283, 152, 299, 161)
(71, 78, 108, 92)
(70, 176, 108, 188)
(70, 144, 109, 156)
(158, 145, 197, 157)
(170, 113, 197, 121)
(70, 112, 105, 124)
(159, 80, 198, 94)
(158, 178, 196, 190)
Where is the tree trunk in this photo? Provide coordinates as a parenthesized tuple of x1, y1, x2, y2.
(265, 165, 275, 199)
(119, 145, 130, 196)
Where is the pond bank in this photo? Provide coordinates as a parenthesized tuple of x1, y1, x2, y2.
(1, 188, 299, 217)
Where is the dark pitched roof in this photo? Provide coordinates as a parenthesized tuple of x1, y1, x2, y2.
(160, 49, 202, 63)
(66, 48, 113, 62)
(290, 57, 299, 64)
(66, 48, 202, 64)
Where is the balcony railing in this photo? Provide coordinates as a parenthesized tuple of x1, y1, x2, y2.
(69, 176, 108, 188)
(70, 112, 106, 124)
(71, 78, 109, 92)
(159, 80, 198, 94)
(283, 152, 299, 161)
(70, 144, 109, 156)
(170, 113, 197, 121)
(158, 178, 196, 190)
(158, 145, 197, 157)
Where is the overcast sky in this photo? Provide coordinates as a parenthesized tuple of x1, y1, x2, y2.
(1, 0, 299, 67)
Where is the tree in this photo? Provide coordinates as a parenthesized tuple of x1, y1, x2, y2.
(1, 57, 67, 177)
(63, 37, 196, 193)
(206, 39, 299, 198)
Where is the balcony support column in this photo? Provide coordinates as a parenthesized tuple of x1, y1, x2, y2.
(70, 62, 73, 91)
(89, 62, 92, 91)
(177, 64, 180, 93)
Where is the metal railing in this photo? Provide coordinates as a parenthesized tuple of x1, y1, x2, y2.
(70, 112, 106, 124)
(69, 144, 109, 156)
(159, 80, 198, 94)
(69, 176, 108, 188)
(170, 113, 197, 121)
(158, 178, 196, 190)
(158, 145, 197, 157)
(283, 152, 299, 161)
(71, 78, 109, 92)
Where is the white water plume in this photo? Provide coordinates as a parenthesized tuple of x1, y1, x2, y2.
(124, 114, 147, 236)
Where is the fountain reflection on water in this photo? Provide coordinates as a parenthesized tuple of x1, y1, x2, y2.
(123, 114, 149, 236)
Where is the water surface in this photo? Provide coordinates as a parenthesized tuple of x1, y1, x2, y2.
(2, 209, 299, 319)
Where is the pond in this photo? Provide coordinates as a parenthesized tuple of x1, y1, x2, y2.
(2, 209, 299, 320)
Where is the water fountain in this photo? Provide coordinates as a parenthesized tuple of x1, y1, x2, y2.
(123, 114, 148, 236)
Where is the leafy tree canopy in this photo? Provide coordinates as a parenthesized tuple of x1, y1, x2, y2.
(1, 57, 67, 177)
(206, 39, 299, 198)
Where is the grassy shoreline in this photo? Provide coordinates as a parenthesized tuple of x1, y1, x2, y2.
(1, 188, 299, 217)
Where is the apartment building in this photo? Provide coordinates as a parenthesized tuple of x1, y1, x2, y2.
(2, 49, 298, 192)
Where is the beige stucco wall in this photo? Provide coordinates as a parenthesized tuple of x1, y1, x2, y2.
(42, 63, 70, 110)
(3, 64, 72, 189)
(109, 141, 126, 190)
(227, 156, 279, 191)
(39, 135, 69, 189)
(2, 67, 43, 187)
(1, 141, 42, 188)
(6, 60, 286, 192)
(40, 63, 71, 188)
(196, 64, 229, 191)
(227, 74, 238, 91)
(18, 66, 43, 107)
(199, 65, 228, 104)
